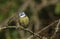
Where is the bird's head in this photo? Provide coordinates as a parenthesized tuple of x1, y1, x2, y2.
(18, 11, 26, 18)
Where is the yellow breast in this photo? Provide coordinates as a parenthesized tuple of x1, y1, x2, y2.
(19, 16, 29, 26)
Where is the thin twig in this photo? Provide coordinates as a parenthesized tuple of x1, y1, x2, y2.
(27, 19, 59, 39)
(50, 19, 60, 39)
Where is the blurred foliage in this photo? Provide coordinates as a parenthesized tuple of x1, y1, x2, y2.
(0, 0, 24, 22)
(0, 14, 5, 22)
(8, 2, 18, 17)
(0, 0, 8, 4)
(0, 0, 60, 39)
(8, 29, 19, 39)
(8, 21, 16, 26)
(38, 5, 55, 20)
(34, 0, 41, 4)
(25, 6, 32, 18)
(55, 2, 60, 14)
(0, 30, 6, 39)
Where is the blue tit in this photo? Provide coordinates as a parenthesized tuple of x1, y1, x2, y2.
(18, 11, 29, 28)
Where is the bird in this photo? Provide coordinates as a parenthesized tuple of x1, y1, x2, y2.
(18, 11, 29, 28)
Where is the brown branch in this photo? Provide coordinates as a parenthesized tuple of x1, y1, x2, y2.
(50, 19, 60, 39)
(27, 19, 59, 39)
(0, 25, 41, 39)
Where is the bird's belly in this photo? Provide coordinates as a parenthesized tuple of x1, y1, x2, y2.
(19, 16, 29, 26)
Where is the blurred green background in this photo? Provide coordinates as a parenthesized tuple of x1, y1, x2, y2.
(0, 0, 60, 39)
(0, 0, 24, 22)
